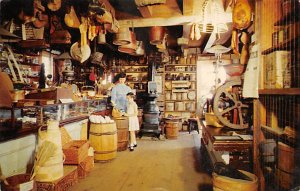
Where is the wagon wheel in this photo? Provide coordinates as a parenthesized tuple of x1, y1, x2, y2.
(213, 80, 249, 129)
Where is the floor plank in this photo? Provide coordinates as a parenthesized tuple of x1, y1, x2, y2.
(71, 131, 212, 191)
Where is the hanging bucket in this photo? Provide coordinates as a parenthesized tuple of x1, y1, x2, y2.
(118, 31, 137, 54)
(89, 122, 117, 162)
(113, 27, 131, 45)
(149, 26, 165, 45)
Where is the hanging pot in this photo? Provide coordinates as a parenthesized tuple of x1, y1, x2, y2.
(113, 27, 131, 45)
(118, 31, 137, 54)
(149, 26, 165, 45)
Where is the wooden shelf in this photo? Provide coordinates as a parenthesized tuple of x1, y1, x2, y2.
(126, 72, 148, 73)
(261, 37, 299, 55)
(165, 71, 196, 73)
(127, 81, 147, 83)
(258, 88, 300, 95)
(20, 62, 41, 66)
(165, 64, 196, 66)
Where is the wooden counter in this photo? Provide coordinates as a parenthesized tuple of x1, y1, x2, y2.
(201, 124, 253, 172)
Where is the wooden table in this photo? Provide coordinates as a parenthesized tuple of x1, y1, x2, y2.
(201, 124, 253, 172)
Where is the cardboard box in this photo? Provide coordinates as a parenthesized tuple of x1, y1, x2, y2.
(61, 127, 89, 165)
(77, 156, 95, 179)
(36, 166, 78, 191)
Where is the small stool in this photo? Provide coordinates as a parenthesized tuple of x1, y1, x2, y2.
(188, 118, 199, 134)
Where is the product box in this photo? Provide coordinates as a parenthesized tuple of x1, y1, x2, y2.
(36, 166, 78, 191)
(77, 156, 95, 179)
(61, 127, 89, 165)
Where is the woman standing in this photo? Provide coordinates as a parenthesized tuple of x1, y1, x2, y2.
(111, 73, 132, 112)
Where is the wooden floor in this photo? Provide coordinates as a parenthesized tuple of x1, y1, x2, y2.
(71, 131, 213, 191)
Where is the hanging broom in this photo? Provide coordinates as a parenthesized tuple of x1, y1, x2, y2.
(30, 140, 58, 180)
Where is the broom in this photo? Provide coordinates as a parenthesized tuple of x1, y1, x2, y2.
(30, 140, 58, 180)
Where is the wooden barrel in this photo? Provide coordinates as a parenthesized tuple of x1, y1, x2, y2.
(278, 142, 295, 173)
(165, 120, 179, 139)
(149, 26, 165, 45)
(114, 117, 129, 151)
(275, 167, 293, 190)
(138, 109, 143, 127)
(2, 174, 36, 191)
(213, 170, 258, 191)
(89, 123, 117, 162)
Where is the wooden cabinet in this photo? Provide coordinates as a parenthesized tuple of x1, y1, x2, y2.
(253, 1, 300, 190)
(163, 63, 197, 119)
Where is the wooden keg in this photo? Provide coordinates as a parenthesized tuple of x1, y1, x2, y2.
(165, 120, 179, 139)
(118, 31, 137, 54)
(2, 174, 36, 191)
(113, 27, 131, 45)
(114, 117, 129, 151)
(89, 122, 117, 162)
(138, 109, 143, 127)
(278, 142, 295, 173)
(212, 170, 258, 191)
(275, 167, 293, 190)
(149, 26, 165, 45)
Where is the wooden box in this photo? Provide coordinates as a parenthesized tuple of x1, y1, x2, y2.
(61, 127, 89, 165)
(36, 166, 78, 191)
(77, 156, 95, 179)
(63, 140, 89, 165)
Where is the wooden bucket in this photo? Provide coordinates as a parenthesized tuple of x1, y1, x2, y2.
(2, 174, 36, 191)
(165, 120, 179, 139)
(149, 26, 165, 45)
(278, 142, 295, 173)
(113, 27, 131, 45)
(114, 117, 129, 151)
(118, 31, 137, 54)
(89, 123, 117, 162)
(275, 167, 294, 190)
(213, 170, 258, 191)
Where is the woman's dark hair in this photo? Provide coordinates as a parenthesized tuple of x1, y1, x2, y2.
(126, 92, 135, 98)
(119, 72, 126, 79)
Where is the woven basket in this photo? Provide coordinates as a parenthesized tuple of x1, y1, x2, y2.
(135, 0, 166, 6)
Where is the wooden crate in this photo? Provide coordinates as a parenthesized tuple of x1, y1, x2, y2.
(77, 156, 95, 179)
(36, 166, 78, 191)
(61, 127, 89, 165)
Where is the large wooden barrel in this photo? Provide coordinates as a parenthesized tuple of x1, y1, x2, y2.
(213, 170, 258, 191)
(149, 26, 165, 45)
(114, 117, 129, 151)
(89, 123, 117, 162)
(275, 167, 293, 190)
(165, 120, 179, 139)
(278, 142, 295, 173)
(2, 174, 36, 191)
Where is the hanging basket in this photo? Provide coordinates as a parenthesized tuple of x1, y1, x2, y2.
(118, 31, 137, 54)
(149, 26, 165, 45)
(113, 27, 131, 45)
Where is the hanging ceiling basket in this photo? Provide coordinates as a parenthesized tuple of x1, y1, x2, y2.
(135, 0, 166, 7)
(118, 31, 137, 54)
(149, 26, 165, 45)
(113, 27, 131, 45)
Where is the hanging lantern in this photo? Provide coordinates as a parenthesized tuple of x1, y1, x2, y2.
(113, 27, 131, 45)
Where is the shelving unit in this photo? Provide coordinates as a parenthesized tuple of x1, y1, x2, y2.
(253, 1, 300, 190)
(163, 63, 197, 120)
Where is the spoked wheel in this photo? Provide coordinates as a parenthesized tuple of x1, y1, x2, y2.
(213, 80, 250, 129)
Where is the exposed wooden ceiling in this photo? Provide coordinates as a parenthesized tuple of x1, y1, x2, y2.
(106, 0, 234, 54)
